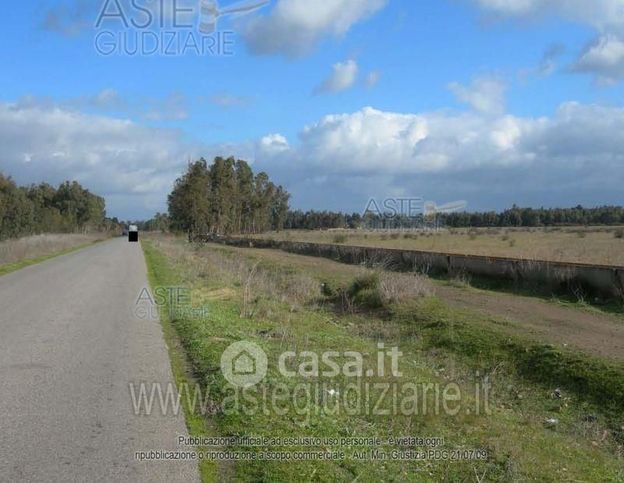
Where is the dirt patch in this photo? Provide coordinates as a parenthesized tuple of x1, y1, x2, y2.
(436, 284, 624, 361)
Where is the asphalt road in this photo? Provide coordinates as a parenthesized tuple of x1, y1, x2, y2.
(0, 238, 199, 482)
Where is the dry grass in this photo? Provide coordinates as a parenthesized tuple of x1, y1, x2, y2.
(255, 226, 624, 266)
(0, 233, 104, 266)
(151, 237, 321, 317)
(378, 271, 433, 303)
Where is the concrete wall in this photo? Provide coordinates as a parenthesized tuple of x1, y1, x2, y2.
(209, 237, 622, 300)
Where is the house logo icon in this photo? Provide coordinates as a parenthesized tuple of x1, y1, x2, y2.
(221, 341, 268, 387)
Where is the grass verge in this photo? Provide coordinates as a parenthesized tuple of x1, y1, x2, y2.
(141, 235, 624, 482)
(142, 240, 223, 482)
(0, 239, 104, 277)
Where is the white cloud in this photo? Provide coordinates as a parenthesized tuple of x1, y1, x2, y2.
(473, 0, 624, 30)
(571, 35, 624, 83)
(314, 60, 359, 94)
(448, 76, 507, 115)
(254, 103, 624, 209)
(259, 134, 290, 153)
(473, 0, 624, 83)
(242, 0, 387, 57)
(0, 101, 201, 218)
(3, 99, 623, 219)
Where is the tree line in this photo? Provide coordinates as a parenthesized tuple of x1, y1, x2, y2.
(441, 205, 624, 228)
(168, 157, 290, 236)
(0, 173, 109, 241)
(281, 205, 624, 231)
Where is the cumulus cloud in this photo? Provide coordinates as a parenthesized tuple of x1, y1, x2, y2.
(254, 103, 624, 210)
(571, 35, 624, 83)
(0, 101, 201, 217)
(259, 133, 290, 153)
(242, 0, 387, 57)
(3, 98, 623, 219)
(448, 76, 507, 115)
(314, 60, 359, 95)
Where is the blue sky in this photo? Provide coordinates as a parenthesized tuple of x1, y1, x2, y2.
(1, 0, 623, 219)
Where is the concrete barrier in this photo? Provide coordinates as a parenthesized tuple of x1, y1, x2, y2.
(204, 236, 622, 300)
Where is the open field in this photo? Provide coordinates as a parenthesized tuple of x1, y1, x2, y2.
(142, 234, 624, 482)
(0, 233, 107, 275)
(210, 242, 624, 361)
(253, 226, 624, 266)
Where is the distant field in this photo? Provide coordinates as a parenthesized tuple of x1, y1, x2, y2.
(254, 226, 624, 266)
(0, 233, 105, 269)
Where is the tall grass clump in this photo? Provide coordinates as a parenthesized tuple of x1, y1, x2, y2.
(346, 271, 432, 309)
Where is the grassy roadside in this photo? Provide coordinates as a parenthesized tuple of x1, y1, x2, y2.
(0, 239, 105, 277)
(142, 235, 624, 481)
(141, 240, 223, 482)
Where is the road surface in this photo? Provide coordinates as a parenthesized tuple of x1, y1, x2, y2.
(0, 238, 199, 482)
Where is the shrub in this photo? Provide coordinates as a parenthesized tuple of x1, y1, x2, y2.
(614, 228, 624, 239)
(347, 271, 431, 309)
(348, 273, 380, 297)
(354, 288, 385, 309)
(390, 233, 400, 240)
(320, 280, 336, 297)
(332, 234, 347, 244)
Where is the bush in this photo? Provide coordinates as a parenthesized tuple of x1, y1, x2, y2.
(348, 273, 380, 297)
(332, 234, 347, 244)
(614, 228, 624, 239)
(390, 233, 400, 240)
(346, 271, 431, 309)
(320, 280, 335, 297)
(353, 288, 385, 309)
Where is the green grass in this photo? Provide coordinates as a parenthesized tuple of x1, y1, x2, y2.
(142, 240, 222, 482)
(0, 240, 104, 277)
(141, 236, 624, 482)
(392, 298, 624, 420)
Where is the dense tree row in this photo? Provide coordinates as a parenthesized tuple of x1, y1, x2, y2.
(285, 210, 363, 230)
(280, 205, 624, 231)
(168, 157, 290, 236)
(441, 205, 624, 228)
(135, 213, 170, 232)
(0, 173, 107, 240)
